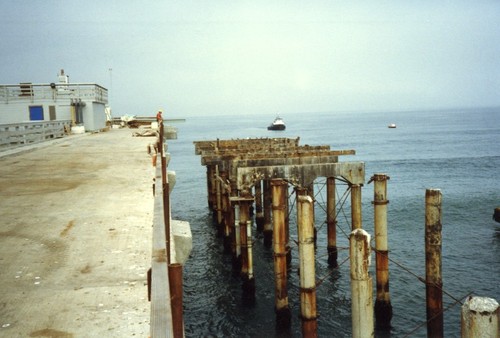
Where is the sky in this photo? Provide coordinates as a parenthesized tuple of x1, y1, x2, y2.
(1, 1, 499, 117)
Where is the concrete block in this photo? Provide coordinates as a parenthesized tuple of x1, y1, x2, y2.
(167, 170, 176, 192)
(171, 220, 192, 265)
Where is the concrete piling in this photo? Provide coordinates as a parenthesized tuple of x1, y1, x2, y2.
(232, 202, 242, 272)
(350, 229, 374, 338)
(255, 180, 264, 231)
(326, 177, 338, 267)
(372, 173, 393, 330)
(297, 195, 318, 337)
(238, 196, 256, 296)
(351, 184, 362, 230)
(461, 296, 499, 338)
(263, 180, 273, 246)
(425, 189, 443, 338)
(215, 166, 223, 226)
(271, 179, 292, 327)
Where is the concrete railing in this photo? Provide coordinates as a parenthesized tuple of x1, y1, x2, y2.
(0, 120, 72, 149)
(0, 83, 108, 104)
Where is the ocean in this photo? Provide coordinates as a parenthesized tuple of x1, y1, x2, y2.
(167, 107, 500, 337)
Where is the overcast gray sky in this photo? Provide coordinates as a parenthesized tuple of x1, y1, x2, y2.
(1, 1, 499, 117)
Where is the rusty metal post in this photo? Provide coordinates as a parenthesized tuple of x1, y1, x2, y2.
(372, 173, 392, 330)
(425, 188, 443, 338)
(263, 180, 273, 246)
(160, 122, 171, 264)
(232, 202, 242, 272)
(285, 184, 291, 266)
(206, 165, 215, 210)
(168, 263, 184, 338)
(297, 195, 318, 337)
(350, 229, 374, 338)
(271, 179, 292, 327)
(326, 177, 338, 267)
(215, 166, 223, 226)
(351, 184, 362, 230)
(221, 176, 232, 252)
(461, 296, 499, 338)
(255, 180, 264, 231)
(239, 197, 255, 295)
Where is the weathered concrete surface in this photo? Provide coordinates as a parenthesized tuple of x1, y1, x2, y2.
(0, 128, 154, 337)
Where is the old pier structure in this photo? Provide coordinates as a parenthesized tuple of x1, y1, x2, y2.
(194, 137, 379, 336)
(193, 137, 499, 337)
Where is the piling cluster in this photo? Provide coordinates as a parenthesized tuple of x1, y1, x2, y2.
(194, 137, 372, 336)
(193, 137, 499, 337)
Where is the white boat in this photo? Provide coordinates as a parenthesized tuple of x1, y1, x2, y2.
(388, 123, 397, 128)
(267, 116, 286, 130)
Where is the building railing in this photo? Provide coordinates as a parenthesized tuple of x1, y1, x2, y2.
(0, 120, 72, 149)
(0, 83, 108, 104)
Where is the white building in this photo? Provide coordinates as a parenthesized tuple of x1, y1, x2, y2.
(0, 70, 109, 132)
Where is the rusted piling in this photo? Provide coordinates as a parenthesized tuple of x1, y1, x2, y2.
(350, 229, 374, 338)
(238, 196, 256, 295)
(372, 173, 392, 330)
(297, 195, 318, 337)
(168, 263, 184, 338)
(263, 180, 273, 246)
(206, 165, 215, 209)
(255, 180, 264, 231)
(326, 177, 338, 266)
(461, 296, 499, 337)
(215, 166, 223, 226)
(425, 189, 443, 338)
(351, 184, 362, 230)
(271, 179, 292, 327)
(221, 175, 232, 252)
(231, 202, 242, 271)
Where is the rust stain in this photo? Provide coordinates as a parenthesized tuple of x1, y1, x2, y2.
(29, 328, 74, 338)
(153, 249, 167, 262)
(60, 220, 74, 237)
(80, 264, 92, 274)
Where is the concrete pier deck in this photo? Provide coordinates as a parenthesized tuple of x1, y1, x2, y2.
(0, 128, 154, 337)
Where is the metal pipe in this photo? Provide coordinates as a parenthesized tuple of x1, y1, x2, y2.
(168, 263, 184, 338)
(160, 122, 171, 265)
(372, 173, 392, 330)
(350, 229, 374, 338)
(326, 177, 338, 267)
(271, 179, 291, 327)
(425, 188, 443, 338)
(297, 195, 318, 337)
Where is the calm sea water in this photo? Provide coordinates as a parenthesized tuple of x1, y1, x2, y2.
(167, 107, 500, 337)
